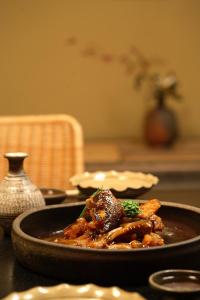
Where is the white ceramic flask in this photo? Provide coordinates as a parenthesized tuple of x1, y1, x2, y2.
(0, 152, 45, 234)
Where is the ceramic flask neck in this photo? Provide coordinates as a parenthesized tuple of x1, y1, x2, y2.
(5, 152, 28, 177)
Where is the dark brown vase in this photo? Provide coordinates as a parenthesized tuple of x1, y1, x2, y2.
(144, 96, 178, 147)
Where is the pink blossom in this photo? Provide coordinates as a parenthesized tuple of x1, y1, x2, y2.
(65, 36, 77, 46)
(101, 54, 114, 63)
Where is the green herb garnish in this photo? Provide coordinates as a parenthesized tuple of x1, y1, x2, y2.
(121, 199, 140, 217)
(79, 191, 140, 219)
(79, 206, 87, 218)
(91, 187, 103, 197)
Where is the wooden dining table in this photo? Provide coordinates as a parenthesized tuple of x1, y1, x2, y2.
(0, 185, 200, 300)
(1, 137, 200, 299)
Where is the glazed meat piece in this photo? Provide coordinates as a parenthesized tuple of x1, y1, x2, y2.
(130, 240, 143, 248)
(106, 219, 153, 243)
(142, 233, 164, 247)
(85, 189, 124, 233)
(87, 235, 108, 249)
(108, 243, 133, 249)
(108, 240, 143, 249)
(138, 199, 161, 219)
(56, 232, 108, 249)
(64, 218, 89, 239)
(150, 214, 164, 231)
(55, 235, 92, 247)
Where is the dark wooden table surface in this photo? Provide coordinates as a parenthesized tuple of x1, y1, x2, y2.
(0, 235, 156, 300)
(1, 138, 200, 299)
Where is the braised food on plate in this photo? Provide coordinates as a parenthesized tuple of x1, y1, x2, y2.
(47, 189, 165, 249)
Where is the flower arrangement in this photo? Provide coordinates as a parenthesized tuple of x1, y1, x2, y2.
(66, 36, 181, 146)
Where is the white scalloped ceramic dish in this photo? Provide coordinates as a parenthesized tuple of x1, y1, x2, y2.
(3, 283, 145, 300)
(70, 170, 159, 198)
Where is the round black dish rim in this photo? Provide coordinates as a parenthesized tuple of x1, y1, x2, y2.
(77, 186, 152, 199)
(148, 269, 200, 297)
(12, 201, 200, 285)
(40, 188, 67, 205)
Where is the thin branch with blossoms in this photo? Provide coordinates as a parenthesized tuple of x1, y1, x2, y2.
(65, 36, 181, 101)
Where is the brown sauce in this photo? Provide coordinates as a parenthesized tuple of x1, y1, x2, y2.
(160, 219, 197, 244)
(42, 230, 64, 242)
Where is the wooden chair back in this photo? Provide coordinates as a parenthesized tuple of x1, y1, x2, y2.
(0, 114, 84, 189)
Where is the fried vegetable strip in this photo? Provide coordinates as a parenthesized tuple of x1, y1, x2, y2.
(138, 199, 161, 219)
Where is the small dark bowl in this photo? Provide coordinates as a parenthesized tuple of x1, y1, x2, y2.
(149, 269, 200, 298)
(40, 188, 67, 205)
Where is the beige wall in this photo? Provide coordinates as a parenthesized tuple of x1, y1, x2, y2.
(0, 0, 200, 139)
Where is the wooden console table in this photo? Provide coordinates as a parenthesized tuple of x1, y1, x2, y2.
(85, 138, 200, 173)
(85, 138, 200, 207)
